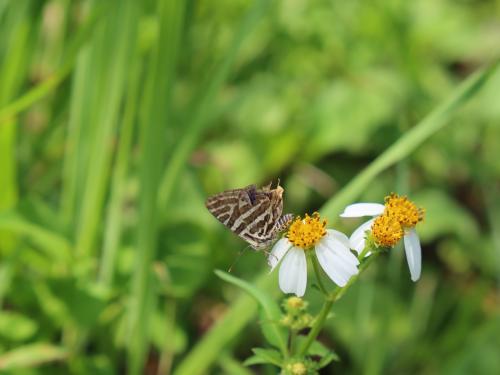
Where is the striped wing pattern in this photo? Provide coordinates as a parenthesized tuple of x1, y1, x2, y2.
(205, 183, 290, 250)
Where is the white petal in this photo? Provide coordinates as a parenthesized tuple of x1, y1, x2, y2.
(317, 246, 353, 286)
(268, 238, 292, 271)
(321, 234, 360, 267)
(404, 228, 422, 282)
(278, 247, 307, 297)
(326, 229, 350, 249)
(315, 240, 359, 287)
(340, 203, 385, 218)
(349, 218, 375, 254)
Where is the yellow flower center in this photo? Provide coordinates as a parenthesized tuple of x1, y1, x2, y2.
(287, 212, 327, 250)
(371, 213, 404, 247)
(384, 193, 425, 228)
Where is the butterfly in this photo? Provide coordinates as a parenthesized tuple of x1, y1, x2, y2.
(205, 182, 293, 250)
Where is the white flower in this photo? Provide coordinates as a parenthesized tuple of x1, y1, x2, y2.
(268, 213, 359, 297)
(340, 197, 423, 282)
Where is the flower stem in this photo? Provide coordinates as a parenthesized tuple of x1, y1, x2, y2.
(297, 247, 377, 357)
(297, 298, 334, 357)
(289, 329, 297, 355)
(311, 253, 328, 295)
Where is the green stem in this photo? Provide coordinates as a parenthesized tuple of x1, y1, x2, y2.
(289, 329, 297, 356)
(298, 299, 334, 357)
(298, 248, 378, 357)
(310, 253, 328, 295)
(358, 246, 371, 260)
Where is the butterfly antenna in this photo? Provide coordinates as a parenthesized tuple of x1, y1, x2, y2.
(227, 244, 252, 273)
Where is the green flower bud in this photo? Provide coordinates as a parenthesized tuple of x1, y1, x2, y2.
(290, 362, 307, 375)
(286, 296, 306, 311)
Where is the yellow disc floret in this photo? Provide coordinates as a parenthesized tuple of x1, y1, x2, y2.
(384, 193, 425, 228)
(371, 213, 404, 247)
(286, 212, 327, 250)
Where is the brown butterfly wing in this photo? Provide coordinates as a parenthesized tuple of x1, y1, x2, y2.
(205, 185, 253, 227)
(205, 184, 284, 250)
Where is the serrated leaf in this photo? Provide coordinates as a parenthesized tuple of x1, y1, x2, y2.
(243, 348, 282, 367)
(295, 336, 340, 366)
(309, 340, 337, 358)
(215, 270, 287, 353)
(317, 352, 338, 369)
(242, 355, 266, 367)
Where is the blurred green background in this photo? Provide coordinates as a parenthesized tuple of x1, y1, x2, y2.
(1, 0, 500, 374)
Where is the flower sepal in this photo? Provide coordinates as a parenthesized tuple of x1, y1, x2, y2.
(365, 233, 391, 253)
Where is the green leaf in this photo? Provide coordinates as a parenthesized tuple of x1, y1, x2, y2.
(295, 336, 340, 368)
(218, 352, 255, 375)
(243, 348, 283, 367)
(309, 340, 339, 359)
(161, 220, 210, 298)
(0, 343, 67, 371)
(150, 309, 187, 354)
(317, 352, 338, 369)
(242, 355, 266, 366)
(128, 1, 184, 373)
(47, 278, 108, 329)
(70, 355, 113, 375)
(0, 312, 37, 341)
(0, 211, 71, 262)
(215, 270, 287, 354)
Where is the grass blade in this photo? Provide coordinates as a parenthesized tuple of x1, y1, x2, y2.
(0, 3, 107, 122)
(73, 1, 138, 261)
(98, 51, 141, 287)
(127, 1, 185, 373)
(157, 0, 271, 210)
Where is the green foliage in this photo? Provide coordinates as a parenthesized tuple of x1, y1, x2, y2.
(0, 343, 67, 372)
(0, 0, 499, 374)
(243, 348, 283, 367)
